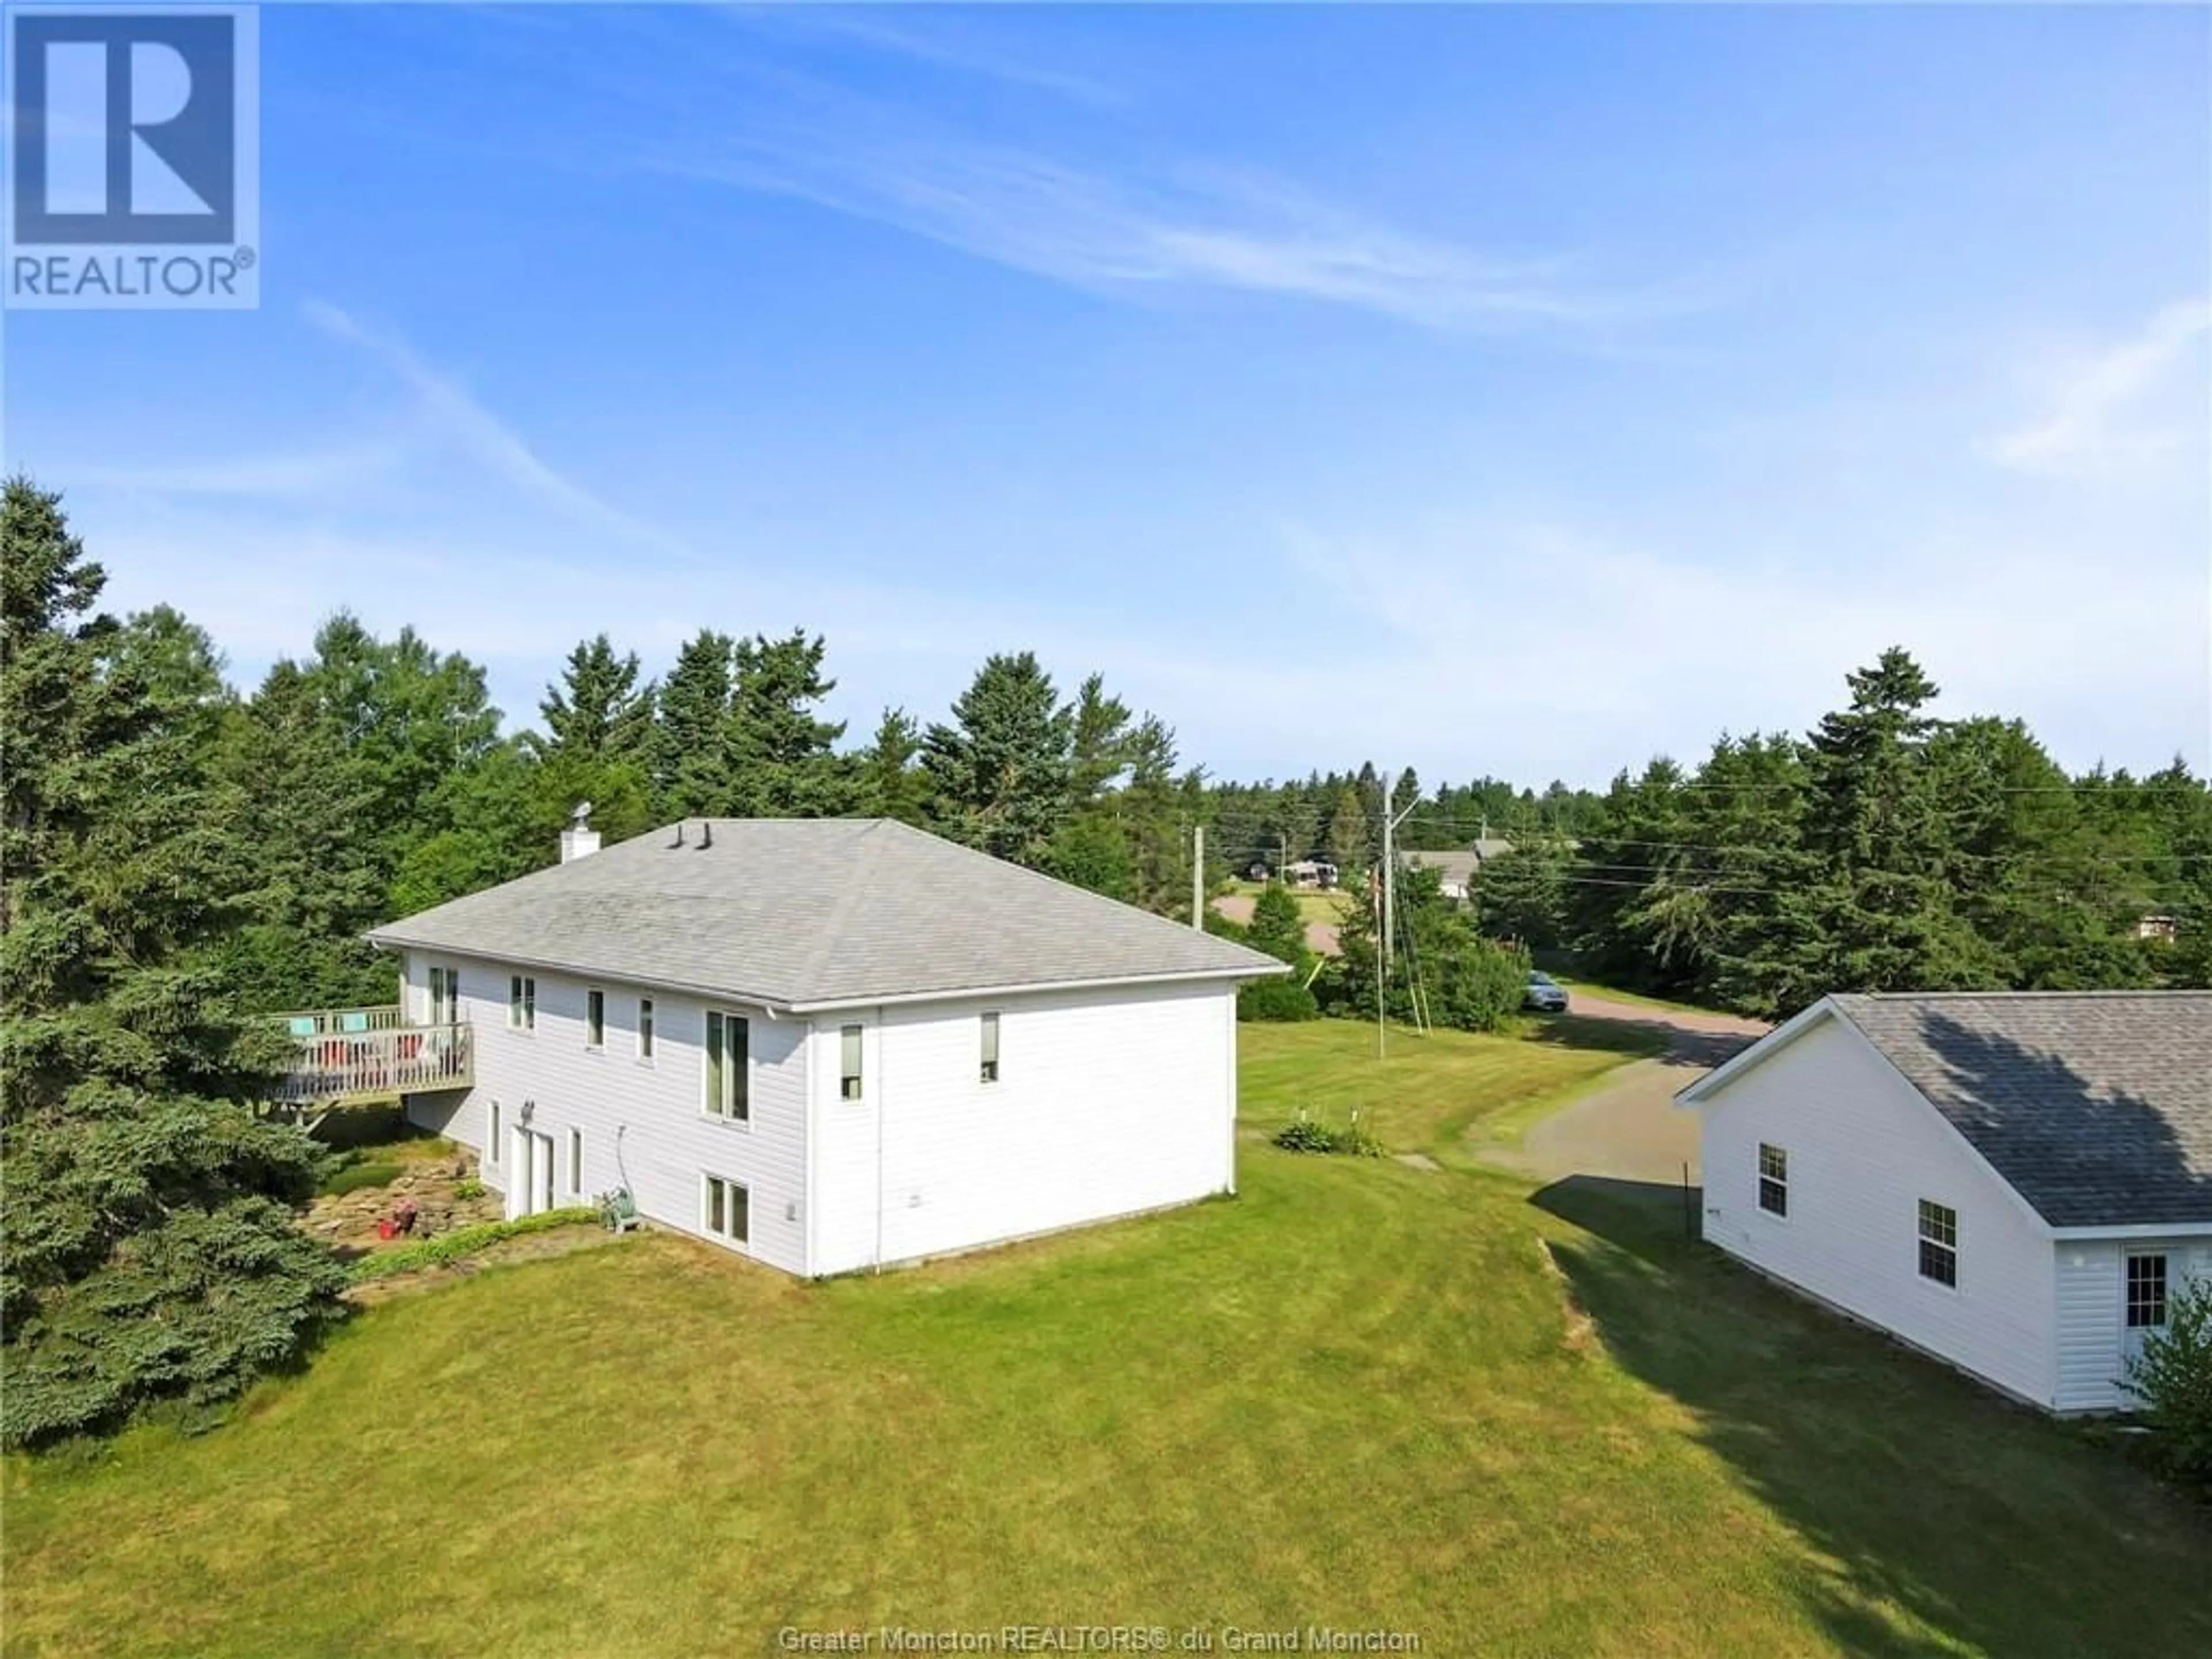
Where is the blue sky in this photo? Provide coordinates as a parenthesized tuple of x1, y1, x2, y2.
(6, 3, 2208, 787)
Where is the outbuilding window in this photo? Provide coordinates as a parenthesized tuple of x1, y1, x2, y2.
(980, 1012, 1001, 1085)
(586, 988, 605, 1048)
(840, 1025, 865, 1100)
(2127, 1255, 2169, 1329)
(1757, 1143, 1788, 1217)
(1917, 1200, 1958, 1287)
(638, 998, 656, 1060)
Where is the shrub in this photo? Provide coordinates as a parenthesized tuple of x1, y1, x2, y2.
(317, 1161, 403, 1198)
(1272, 1119, 1337, 1153)
(1239, 978, 1320, 1022)
(452, 1177, 486, 1200)
(2124, 1277, 2212, 1490)
(349, 1207, 599, 1285)
(1271, 1108, 1384, 1157)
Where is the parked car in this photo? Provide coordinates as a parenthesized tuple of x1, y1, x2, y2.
(1523, 970, 1569, 1013)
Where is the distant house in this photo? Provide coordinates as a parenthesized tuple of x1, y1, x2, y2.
(343, 819, 1284, 1277)
(2137, 913, 2179, 942)
(1680, 991, 2212, 1413)
(1398, 838, 1513, 902)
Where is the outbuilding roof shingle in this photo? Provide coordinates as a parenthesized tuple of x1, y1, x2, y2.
(1830, 991, 2212, 1228)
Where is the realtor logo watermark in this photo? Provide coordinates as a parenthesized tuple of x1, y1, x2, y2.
(5, 3, 259, 308)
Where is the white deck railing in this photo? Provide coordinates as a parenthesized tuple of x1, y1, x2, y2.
(272, 1009, 474, 1105)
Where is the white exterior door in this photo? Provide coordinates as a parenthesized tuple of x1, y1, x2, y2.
(509, 1130, 557, 1219)
(2123, 1251, 2170, 1374)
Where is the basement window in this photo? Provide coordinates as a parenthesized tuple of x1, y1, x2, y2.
(840, 1025, 865, 1101)
(1757, 1143, 1788, 1217)
(1917, 1200, 1958, 1287)
(704, 1174, 749, 1245)
(980, 1012, 1001, 1085)
(586, 988, 605, 1049)
(2127, 1255, 2169, 1329)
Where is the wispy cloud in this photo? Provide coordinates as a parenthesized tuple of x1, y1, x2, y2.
(722, 8, 1127, 110)
(619, 78, 1643, 336)
(1983, 296, 2212, 474)
(300, 300, 686, 554)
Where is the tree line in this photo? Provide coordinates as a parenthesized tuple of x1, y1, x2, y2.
(5, 475, 2207, 1442)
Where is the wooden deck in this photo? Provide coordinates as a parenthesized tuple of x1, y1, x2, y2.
(274, 1006, 474, 1106)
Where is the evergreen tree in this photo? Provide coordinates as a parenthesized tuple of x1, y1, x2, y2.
(0, 480, 344, 1446)
(1475, 838, 1572, 952)
(723, 630, 851, 817)
(1247, 881, 1309, 966)
(923, 652, 1073, 866)
(535, 633, 653, 764)
(861, 707, 931, 826)
(652, 630, 733, 819)
(1325, 785, 1370, 874)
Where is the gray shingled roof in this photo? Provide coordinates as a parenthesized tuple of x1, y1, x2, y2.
(367, 819, 1286, 1011)
(1830, 992, 2212, 1228)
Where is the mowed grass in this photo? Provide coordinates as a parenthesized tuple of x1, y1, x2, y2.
(1240, 1016, 1666, 1161)
(7, 1034, 2209, 1659)
(1220, 878, 1351, 928)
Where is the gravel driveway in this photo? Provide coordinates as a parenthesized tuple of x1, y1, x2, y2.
(1484, 993, 1769, 1186)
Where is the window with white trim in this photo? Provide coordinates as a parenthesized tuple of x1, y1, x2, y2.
(487, 1100, 502, 1163)
(703, 1174, 749, 1244)
(2127, 1254, 2169, 1330)
(704, 1010, 749, 1122)
(569, 1127, 584, 1197)
(638, 997, 655, 1060)
(980, 1011, 1001, 1085)
(1757, 1143, 1787, 1217)
(509, 975, 536, 1031)
(427, 964, 459, 1025)
(1917, 1200, 1957, 1287)
(840, 1024, 865, 1101)
(586, 988, 605, 1048)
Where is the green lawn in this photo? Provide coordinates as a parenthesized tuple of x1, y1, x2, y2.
(1220, 878, 1351, 928)
(1240, 1017, 1665, 1162)
(7, 1027, 2207, 1658)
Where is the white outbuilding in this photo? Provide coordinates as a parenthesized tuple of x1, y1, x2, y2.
(1680, 991, 2212, 1413)
(364, 818, 1286, 1276)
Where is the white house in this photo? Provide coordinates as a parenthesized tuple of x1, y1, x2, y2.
(363, 818, 1286, 1277)
(1680, 991, 2212, 1413)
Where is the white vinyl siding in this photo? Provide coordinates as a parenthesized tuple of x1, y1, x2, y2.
(1697, 1016, 2056, 1408)
(808, 982, 1238, 1277)
(403, 961, 808, 1273)
(2054, 1238, 2212, 1411)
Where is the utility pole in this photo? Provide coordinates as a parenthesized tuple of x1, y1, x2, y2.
(1378, 771, 1423, 1061)
(1191, 823, 1205, 931)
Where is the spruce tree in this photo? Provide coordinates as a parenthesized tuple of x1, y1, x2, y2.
(724, 630, 851, 817)
(861, 707, 931, 825)
(923, 652, 1074, 866)
(652, 629, 734, 819)
(1, 479, 344, 1446)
